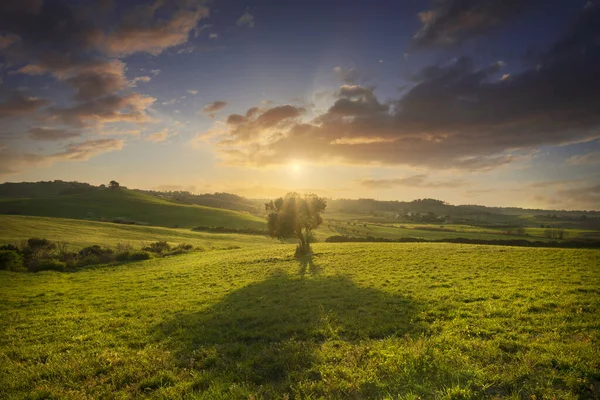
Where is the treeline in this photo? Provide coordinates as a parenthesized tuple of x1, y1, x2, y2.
(325, 235, 600, 249)
(135, 190, 262, 214)
(192, 226, 268, 235)
(0, 180, 99, 198)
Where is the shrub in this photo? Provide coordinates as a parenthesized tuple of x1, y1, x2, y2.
(27, 238, 55, 250)
(0, 244, 19, 252)
(128, 251, 151, 261)
(78, 245, 114, 266)
(115, 251, 130, 262)
(31, 259, 67, 272)
(0, 250, 25, 272)
(143, 241, 171, 254)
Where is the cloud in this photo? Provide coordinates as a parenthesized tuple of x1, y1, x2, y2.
(52, 138, 124, 161)
(209, 33, 218, 39)
(97, 4, 210, 56)
(411, 0, 532, 49)
(0, 0, 204, 137)
(237, 12, 255, 28)
(17, 59, 129, 101)
(333, 66, 367, 84)
(187, 90, 198, 95)
(28, 127, 80, 141)
(357, 174, 466, 189)
(0, 91, 48, 118)
(0, 138, 124, 176)
(130, 76, 151, 87)
(202, 101, 228, 117)
(46, 93, 156, 128)
(197, 5, 600, 171)
(566, 152, 600, 166)
(145, 128, 178, 143)
(0, 34, 19, 50)
(552, 184, 600, 210)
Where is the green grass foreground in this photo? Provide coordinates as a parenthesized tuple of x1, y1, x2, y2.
(1, 243, 599, 399)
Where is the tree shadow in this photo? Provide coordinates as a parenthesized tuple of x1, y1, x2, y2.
(152, 272, 426, 396)
(297, 254, 321, 276)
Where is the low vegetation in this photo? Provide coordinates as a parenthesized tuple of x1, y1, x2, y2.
(1, 242, 598, 399)
(0, 238, 201, 272)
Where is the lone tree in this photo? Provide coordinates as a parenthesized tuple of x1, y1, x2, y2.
(109, 180, 120, 189)
(265, 193, 327, 257)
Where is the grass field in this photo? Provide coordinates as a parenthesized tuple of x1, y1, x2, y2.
(2, 239, 599, 399)
(317, 220, 600, 242)
(0, 189, 266, 229)
(0, 215, 271, 251)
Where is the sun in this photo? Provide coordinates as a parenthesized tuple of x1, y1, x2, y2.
(289, 161, 303, 175)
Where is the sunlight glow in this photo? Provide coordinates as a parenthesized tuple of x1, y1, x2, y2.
(289, 162, 303, 175)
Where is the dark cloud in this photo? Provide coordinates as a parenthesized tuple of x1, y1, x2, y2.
(200, 4, 600, 171)
(0, 91, 48, 118)
(28, 127, 80, 141)
(97, 2, 209, 56)
(553, 184, 600, 210)
(0, 0, 206, 136)
(202, 101, 228, 118)
(412, 0, 532, 49)
(358, 175, 466, 189)
(46, 93, 156, 128)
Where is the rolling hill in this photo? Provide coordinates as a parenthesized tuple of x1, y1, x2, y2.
(0, 187, 266, 229)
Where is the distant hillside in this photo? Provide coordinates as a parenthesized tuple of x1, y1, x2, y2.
(1, 181, 598, 229)
(134, 189, 263, 214)
(327, 198, 600, 229)
(0, 187, 266, 229)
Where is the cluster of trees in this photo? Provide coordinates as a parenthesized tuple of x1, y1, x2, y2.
(544, 228, 565, 240)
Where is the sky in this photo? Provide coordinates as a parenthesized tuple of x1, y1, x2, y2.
(0, 0, 599, 210)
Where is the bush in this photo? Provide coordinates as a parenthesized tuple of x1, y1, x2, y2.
(27, 238, 55, 250)
(115, 251, 130, 262)
(0, 244, 19, 252)
(78, 245, 114, 265)
(31, 259, 67, 272)
(143, 241, 171, 254)
(128, 251, 152, 261)
(0, 250, 25, 271)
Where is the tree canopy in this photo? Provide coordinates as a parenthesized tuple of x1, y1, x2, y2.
(265, 193, 327, 256)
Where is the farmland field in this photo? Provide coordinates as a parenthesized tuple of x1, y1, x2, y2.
(0, 215, 271, 250)
(1, 233, 599, 399)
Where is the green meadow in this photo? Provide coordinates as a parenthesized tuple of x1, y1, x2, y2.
(0, 215, 271, 250)
(0, 189, 265, 229)
(1, 238, 599, 399)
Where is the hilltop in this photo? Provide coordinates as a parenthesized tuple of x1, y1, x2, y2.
(0, 186, 265, 229)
